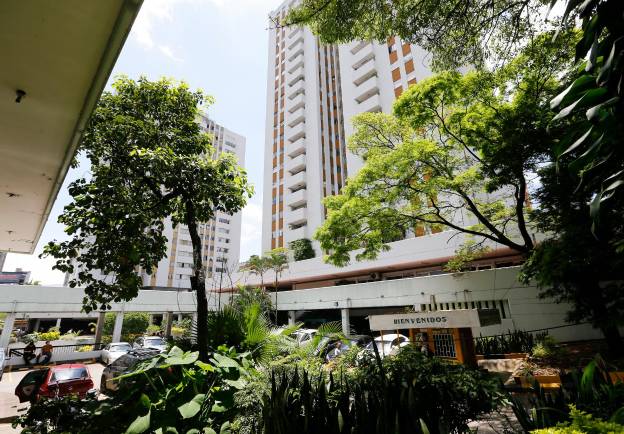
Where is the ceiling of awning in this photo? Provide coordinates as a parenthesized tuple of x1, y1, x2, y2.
(0, 0, 142, 253)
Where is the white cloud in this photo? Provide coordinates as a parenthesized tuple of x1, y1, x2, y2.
(239, 200, 263, 261)
(159, 45, 183, 62)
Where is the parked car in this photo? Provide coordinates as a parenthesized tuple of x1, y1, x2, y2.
(14, 364, 94, 403)
(100, 342, 132, 365)
(133, 336, 168, 353)
(373, 333, 410, 357)
(292, 328, 317, 345)
(0, 348, 6, 381)
(100, 349, 160, 394)
(315, 334, 373, 360)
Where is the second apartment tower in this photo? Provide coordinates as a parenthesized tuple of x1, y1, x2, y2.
(261, 0, 432, 254)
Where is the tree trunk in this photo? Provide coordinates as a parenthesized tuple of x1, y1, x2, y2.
(600, 324, 623, 357)
(274, 276, 278, 324)
(185, 201, 209, 361)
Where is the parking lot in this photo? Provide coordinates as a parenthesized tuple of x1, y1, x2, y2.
(0, 362, 105, 431)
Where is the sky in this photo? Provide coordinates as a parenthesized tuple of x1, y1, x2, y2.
(3, 0, 285, 284)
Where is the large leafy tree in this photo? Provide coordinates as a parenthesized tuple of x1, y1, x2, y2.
(42, 77, 253, 360)
(315, 34, 574, 265)
(288, 0, 624, 241)
(286, 0, 551, 70)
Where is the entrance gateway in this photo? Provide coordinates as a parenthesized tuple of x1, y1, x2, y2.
(368, 309, 500, 366)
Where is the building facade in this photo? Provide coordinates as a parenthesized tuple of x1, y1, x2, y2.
(261, 0, 434, 254)
(65, 114, 245, 291)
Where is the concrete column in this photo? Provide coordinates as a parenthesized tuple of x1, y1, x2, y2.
(0, 312, 16, 349)
(341, 308, 350, 336)
(288, 311, 296, 326)
(112, 312, 124, 342)
(164, 312, 173, 337)
(177, 313, 182, 323)
(149, 314, 155, 325)
(94, 312, 106, 343)
(33, 318, 41, 332)
(55, 318, 61, 329)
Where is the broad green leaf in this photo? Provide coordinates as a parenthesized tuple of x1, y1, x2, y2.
(203, 428, 217, 434)
(139, 393, 151, 409)
(551, 75, 594, 109)
(166, 350, 199, 366)
(178, 394, 206, 419)
(195, 360, 215, 372)
(220, 422, 232, 434)
(224, 378, 247, 389)
(125, 410, 151, 434)
(211, 353, 240, 368)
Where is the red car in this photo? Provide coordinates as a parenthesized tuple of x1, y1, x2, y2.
(15, 363, 94, 403)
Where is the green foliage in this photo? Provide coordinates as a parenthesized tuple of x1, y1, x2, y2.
(146, 324, 161, 335)
(262, 347, 504, 434)
(549, 0, 624, 233)
(289, 238, 315, 261)
(511, 355, 624, 430)
(40, 77, 252, 358)
(37, 328, 61, 342)
(103, 312, 150, 341)
(14, 346, 251, 434)
(532, 405, 624, 433)
(76, 345, 94, 352)
(232, 287, 272, 315)
(474, 330, 548, 356)
(240, 255, 271, 286)
(286, 0, 551, 71)
(531, 336, 561, 359)
(315, 34, 576, 266)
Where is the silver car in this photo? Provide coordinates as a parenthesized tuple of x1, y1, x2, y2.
(0, 348, 6, 381)
(133, 336, 168, 353)
(100, 342, 132, 365)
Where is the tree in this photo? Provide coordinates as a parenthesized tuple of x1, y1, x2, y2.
(520, 162, 624, 355)
(315, 34, 575, 266)
(289, 238, 316, 261)
(103, 312, 150, 340)
(286, 0, 551, 71)
(241, 254, 271, 288)
(42, 77, 253, 360)
(265, 247, 289, 320)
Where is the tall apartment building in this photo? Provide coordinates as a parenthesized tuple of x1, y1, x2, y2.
(261, 0, 433, 254)
(66, 114, 245, 290)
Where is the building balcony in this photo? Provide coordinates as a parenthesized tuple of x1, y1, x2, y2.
(287, 92, 305, 113)
(286, 121, 306, 142)
(286, 153, 306, 174)
(354, 75, 380, 103)
(352, 57, 377, 86)
(350, 40, 369, 55)
(351, 43, 374, 70)
(288, 26, 302, 39)
(288, 32, 304, 50)
(287, 171, 307, 191)
(288, 106, 305, 127)
(286, 225, 307, 242)
(287, 65, 305, 86)
(288, 207, 307, 226)
(288, 57, 304, 73)
(288, 137, 306, 158)
(287, 188, 307, 208)
(357, 93, 382, 113)
(288, 78, 305, 99)
(288, 46, 304, 63)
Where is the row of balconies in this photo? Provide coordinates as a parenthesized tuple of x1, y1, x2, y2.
(286, 152, 306, 174)
(288, 137, 306, 158)
(286, 120, 305, 142)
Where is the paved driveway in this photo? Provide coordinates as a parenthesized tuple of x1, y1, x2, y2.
(0, 362, 104, 429)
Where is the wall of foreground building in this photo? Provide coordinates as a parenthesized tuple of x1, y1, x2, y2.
(275, 266, 603, 343)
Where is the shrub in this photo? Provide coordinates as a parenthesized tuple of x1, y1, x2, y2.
(146, 324, 161, 335)
(532, 406, 624, 434)
(76, 345, 93, 352)
(103, 312, 150, 337)
(38, 328, 61, 342)
(531, 336, 560, 359)
(261, 346, 504, 434)
(59, 330, 81, 341)
(289, 238, 315, 261)
(474, 330, 548, 356)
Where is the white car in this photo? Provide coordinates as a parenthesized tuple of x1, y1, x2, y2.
(100, 342, 132, 365)
(133, 336, 168, 353)
(292, 328, 317, 345)
(373, 333, 410, 357)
